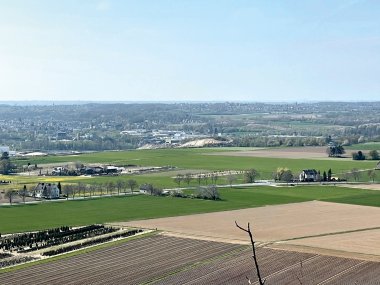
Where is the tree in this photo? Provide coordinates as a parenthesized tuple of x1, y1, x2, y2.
(327, 168, 332, 181)
(184, 173, 193, 186)
(127, 179, 138, 193)
(281, 170, 294, 184)
(5, 190, 16, 205)
(322, 171, 327, 182)
(174, 174, 184, 187)
(352, 151, 366, 160)
(326, 144, 345, 157)
(19, 185, 28, 203)
(196, 185, 220, 200)
(88, 184, 96, 198)
(351, 168, 360, 182)
(368, 170, 377, 182)
(274, 167, 292, 182)
(106, 181, 115, 195)
(244, 169, 259, 183)
(77, 182, 86, 197)
(57, 182, 62, 195)
(197, 174, 203, 186)
(211, 173, 219, 184)
(235, 222, 265, 285)
(0, 152, 13, 175)
(62, 184, 73, 200)
(226, 173, 237, 187)
(369, 150, 379, 160)
(116, 179, 125, 195)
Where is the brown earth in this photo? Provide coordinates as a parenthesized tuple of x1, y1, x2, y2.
(338, 183, 380, 191)
(206, 146, 350, 159)
(117, 201, 380, 260)
(1, 235, 379, 285)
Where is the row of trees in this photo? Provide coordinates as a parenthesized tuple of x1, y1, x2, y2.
(61, 180, 138, 199)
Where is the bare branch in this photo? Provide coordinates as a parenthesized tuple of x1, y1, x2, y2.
(236, 221, 265, 285)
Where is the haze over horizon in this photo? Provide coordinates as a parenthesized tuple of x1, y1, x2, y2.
(0, 1, 379, 102)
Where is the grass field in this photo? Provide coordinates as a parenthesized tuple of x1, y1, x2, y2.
(16, 148, 378, 180)
(1, 185, 380, 234)
(346, 142, 380, 151)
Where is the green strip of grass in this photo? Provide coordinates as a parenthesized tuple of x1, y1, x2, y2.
(1, 185, 380, 234)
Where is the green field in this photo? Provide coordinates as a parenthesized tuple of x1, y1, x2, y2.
(18, 148, 377, 178)
(346, 142, 380, 151)
(1, 185, 380, 234)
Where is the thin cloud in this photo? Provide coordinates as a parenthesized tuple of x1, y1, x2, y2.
(96, 1, 110, 11)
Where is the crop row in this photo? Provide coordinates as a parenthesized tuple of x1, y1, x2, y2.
(0, 235, 241, 285)
(0, 225, 117, 252)
(0, 256, 36, 269)
(42, 229, 143, 256)
(0, 253, 12, 260)
(1, 235, 378, 285)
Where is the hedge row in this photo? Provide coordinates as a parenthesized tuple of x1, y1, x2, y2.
(43, 229, 143, 256)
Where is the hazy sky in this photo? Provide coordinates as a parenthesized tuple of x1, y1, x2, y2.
(0, 0, 379, 102)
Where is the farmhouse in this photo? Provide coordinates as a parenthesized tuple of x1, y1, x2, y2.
(299, 169, 318, 182)
(34, 183, 60, 199)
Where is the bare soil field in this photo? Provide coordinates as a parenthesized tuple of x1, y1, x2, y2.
(1, 235, 379, 285)
(119, 201, 380, 259)
(207, 146, 350, 159)
(338, 183, 380, 191)
(281, 229, 380, 259)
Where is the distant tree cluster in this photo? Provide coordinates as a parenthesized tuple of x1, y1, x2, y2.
(352, 149, 379, 160)
(273, 168, 294, 183)
(326, 144, 345, 157)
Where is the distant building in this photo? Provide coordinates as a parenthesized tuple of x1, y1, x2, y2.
(299, 169, 318, 182)
(34, 183, 60, 199)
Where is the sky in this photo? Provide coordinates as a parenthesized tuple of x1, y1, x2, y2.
(0, 0, 379, 102)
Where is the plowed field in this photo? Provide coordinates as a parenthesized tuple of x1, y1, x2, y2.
(1, 235, 379, 285)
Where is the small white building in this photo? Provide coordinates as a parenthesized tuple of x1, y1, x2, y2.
(34, 183, 60, 199)
(299, 169, 318, 182)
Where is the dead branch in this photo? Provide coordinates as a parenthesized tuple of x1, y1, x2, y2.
(235, 221, 266, 285)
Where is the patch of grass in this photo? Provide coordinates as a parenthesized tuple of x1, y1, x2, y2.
(16, 148, 377, 180)
(1, 185, 380, 234)
(346, 142, 380, 151)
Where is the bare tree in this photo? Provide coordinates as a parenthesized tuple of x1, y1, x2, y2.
(5, 190, 17, 205)
(174, 174, 184, 187)
(351, 168, 360, 182)
(211, 172, 219, 184)
(226, 173, 237, 187)
(235, 221, 265, 285)
(197, 174, 203, 186)
(63, 184, 73, 200)
(106, 181, 115, 195)
(116, 179, 125, 195)
(368, 170, 377, 182)
(19, 185, 28, 203)
(184, 173, 193, 186)
(77, 182, 86, 198)
(88, 184, 96, 198)
(127, 179, 138, 194)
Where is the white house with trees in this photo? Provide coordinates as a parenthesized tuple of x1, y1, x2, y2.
(34, 183, 60, 199)
(299, 169, 318, 182)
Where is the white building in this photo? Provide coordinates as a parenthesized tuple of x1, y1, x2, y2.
(34, 183, 60, 199)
